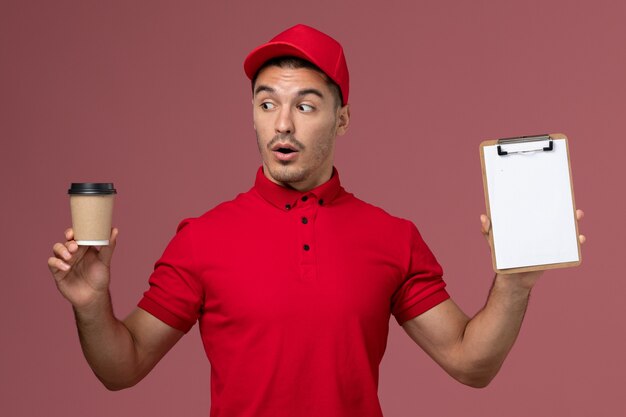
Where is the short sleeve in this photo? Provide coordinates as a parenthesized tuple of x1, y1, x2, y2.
(138, 218, 203, 333)
(391, 221, 449, 326)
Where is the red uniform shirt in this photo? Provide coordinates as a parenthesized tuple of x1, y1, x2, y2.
(138, 167, 449, 417)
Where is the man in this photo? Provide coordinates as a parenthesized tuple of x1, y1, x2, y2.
(48, 24, 585, 417)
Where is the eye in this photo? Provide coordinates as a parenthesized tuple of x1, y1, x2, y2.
(260, 102, 275, 110)
(298, 103, 315, 112)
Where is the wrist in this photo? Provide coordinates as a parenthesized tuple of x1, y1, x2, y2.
(493, 272, 539, 296)
(73, 290, 114, 325)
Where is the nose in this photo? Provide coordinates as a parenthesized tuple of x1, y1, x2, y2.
(275, 106, 294, 135)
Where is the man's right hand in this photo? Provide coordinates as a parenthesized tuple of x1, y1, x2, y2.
(48, 227, 119, 309)
(47, 226, 184, 390)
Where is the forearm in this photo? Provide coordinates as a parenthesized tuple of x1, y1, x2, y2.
(73, 292, 141, 390)
(456, 273, 535, 385)
(411, 211, 584, 387)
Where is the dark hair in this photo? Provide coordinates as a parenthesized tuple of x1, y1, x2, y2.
(251, 56, 344, 108)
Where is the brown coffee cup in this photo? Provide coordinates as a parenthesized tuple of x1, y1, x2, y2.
(68, 183, 117, 245)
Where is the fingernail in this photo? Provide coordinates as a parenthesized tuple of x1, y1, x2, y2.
(63, 251, 71, 260)
(60, 263, 70, 271)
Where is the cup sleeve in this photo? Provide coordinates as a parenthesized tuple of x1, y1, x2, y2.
(138, 218, 203, 333)
(391, 221, 449, 326)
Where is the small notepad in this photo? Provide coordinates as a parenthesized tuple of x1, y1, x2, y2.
(480, 134, 581, 273)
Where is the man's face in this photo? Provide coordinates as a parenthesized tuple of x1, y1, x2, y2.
(253, 65, 350, 191)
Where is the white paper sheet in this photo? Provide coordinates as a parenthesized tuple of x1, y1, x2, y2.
(483, 139, 579, 269)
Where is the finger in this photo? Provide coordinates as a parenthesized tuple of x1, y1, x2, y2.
(53, 240, 86, 271)
(98, 227, 118, 266)
(64, 228, 74, 241)
(60, 243, 89, 267)
(48, 256, 70, 274)
(579, 234, 586, 244)
(480, 214, 491, 235)
(576, 209, 584, 221)
(65, 240, 79, 254)
(53, 242, 72, 261)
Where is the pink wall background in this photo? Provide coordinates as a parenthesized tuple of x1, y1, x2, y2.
(2, 1, 625, 416)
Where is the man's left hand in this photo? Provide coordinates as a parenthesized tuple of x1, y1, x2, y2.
(479, 209, 586, 290)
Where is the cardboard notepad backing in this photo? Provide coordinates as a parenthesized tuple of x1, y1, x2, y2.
(479, 133, 582, 274)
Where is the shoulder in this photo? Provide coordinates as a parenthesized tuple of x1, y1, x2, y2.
(340, 191, 414, 228)
(175, 188, 257, 233)
(335, 191, 416, 241)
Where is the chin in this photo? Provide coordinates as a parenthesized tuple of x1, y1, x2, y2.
(267, 164, 308, 184)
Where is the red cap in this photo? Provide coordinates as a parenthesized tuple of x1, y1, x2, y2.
(244, 24, 349, 105)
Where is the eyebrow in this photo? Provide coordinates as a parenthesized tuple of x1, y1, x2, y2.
(254, 85, 325, 99)
(296, 88, 324, 99)
(254, 85, 275, 96)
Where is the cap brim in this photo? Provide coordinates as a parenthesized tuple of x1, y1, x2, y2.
(244, 42, 318, 80)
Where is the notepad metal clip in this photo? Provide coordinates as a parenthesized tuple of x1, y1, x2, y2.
(497, 134, 553, 156)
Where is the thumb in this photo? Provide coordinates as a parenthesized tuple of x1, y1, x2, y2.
(98, 227, 119, 266)
(480, 214, 491, 237)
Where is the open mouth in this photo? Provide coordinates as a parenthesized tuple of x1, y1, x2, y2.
(272, 144, 299, 161)
(276, 148, 296, 154)
(271, 142, 299, 153)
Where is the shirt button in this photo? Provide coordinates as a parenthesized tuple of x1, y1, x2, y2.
(301, 196, 308, 202)
(285, 204, 291, 210)
(318, 199, 324, 206)
(301, 217, 308, 224)
(303, 244, 310, 251)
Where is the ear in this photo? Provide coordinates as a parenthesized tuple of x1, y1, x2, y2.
(252, 98, 257, 131)
(336, 104, 350, 136)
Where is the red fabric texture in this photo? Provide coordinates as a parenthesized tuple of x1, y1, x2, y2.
(138, 166, 448, 417)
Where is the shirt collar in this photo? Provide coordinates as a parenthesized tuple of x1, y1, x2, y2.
(254, 166, 343, 211)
